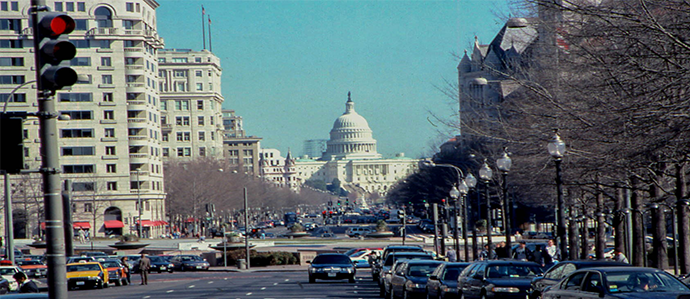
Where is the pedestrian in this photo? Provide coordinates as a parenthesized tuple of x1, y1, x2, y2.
(78, 229, 85, 244)
(446, 248, 457, 262)
(545, 239, 561, 263)
(84, 229, 90, 241)
(138, 253, 151, 285)
(613, 250, 629, 263)
(121, 256, 131, 285)
(478, 243, 496, 261)
(512, 241, 533, 261)
(13, 272, 39, 293)
(532, 245, 545, 268)
(495, 241, 508, 258)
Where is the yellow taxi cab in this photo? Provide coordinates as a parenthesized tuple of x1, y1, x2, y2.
(66, 261, 109, 290)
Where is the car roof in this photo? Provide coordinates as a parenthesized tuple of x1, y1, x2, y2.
(474, 260, 541, 266)
(316, 253, 348, 257)
(388, 252, 431, 256)
(402, 260, 443, 265)
(573, 266, 666, 273)
(558, 260, 631, 267)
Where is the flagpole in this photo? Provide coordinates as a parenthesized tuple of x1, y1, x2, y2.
(201, 5, 206, 50)
(208, 15, 212, 52)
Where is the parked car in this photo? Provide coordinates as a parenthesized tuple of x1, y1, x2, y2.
(389, 260, 444, 299)
(346, 227, 373, 238)
(426, 262, 471, 299)
(528, 260, 631, 299)
(307, 253, 356, 283)
(170, 255, 210, 271)
(66, 261, 110, 289)
(0, 277, 10, 294)
(15, 259, 47, 278)
(100, 259, 128, 286)
(349, 250, 382, 268)
(0, 265, 21, 291)
(378, 252, 435, 293)
(458, 260, 543, 299)
(66, 256, 95, 264)
(542, 266, 690, 299)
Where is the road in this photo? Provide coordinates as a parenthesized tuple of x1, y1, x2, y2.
(67, 269, 378, 299)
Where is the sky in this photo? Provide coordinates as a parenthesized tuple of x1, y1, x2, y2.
(156, 0, 513, 159)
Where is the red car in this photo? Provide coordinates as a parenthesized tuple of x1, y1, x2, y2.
(100, 259, 129, 286)
(16, 259, 47, 278)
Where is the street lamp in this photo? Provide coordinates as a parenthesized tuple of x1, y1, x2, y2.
(547, 130, 567, 260)
(464, 173, 477, 261)
(479, 159, 493, 246)
(136, 169, 143, 239)
(496, 148, 512, 257)
(449, 185, 461, 260)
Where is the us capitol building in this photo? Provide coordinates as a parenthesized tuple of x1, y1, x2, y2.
(260, 93, 420, 197)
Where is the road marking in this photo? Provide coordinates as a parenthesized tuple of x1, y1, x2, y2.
(261, 287, 266, 290)
(143, 296, 150, 299)
(208, 281, 214, 284)
(284, 279, 290, 282)
(354, 286, 358, 288)
(188, 285, 195, 288)
(354, 291, 358, 294)
(224, 278, 228, 280)
(273, 283, 278, 285)
(166, 290, 174, 293)
(246, 292, 253, 296)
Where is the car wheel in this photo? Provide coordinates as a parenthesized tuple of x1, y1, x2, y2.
(349, 276, 356, 283)
(480, 292, 487, 299)
(104, 282, 109, 288)
(158, 270, 162, 273)
(122, 278, 128, 286)
(459, 292, 465, 299)
(309, 275, 315, 283)
(97, 281, 104, 289)
(168, 269, 174, 273)
(115, 279, 122, 286)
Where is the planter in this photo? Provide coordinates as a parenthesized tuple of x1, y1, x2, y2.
(27, 241, 47, 249)
(210, 242, 255, 251)
(366, 231, 395, 238)
(285, 231, 310, 239)
(109, 241, 149, 250)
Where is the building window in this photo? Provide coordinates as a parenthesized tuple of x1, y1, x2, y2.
(77, 2, 85, 11)
(197, 100, 204, 110)
(62, 111, 92, 120)
(107, 182, 117, 191)
(103, 110, 114, 119)
(162, 133, 169, 142)
(199, 147, 206, 157)
(54, 2, 63, 11)
(101, 57, 111, 66)
(197, 116, 204, 125)
(195, 70, 202, 77)
(175, 82, 186, 92)
(162, 148, 169, 157)
(61, 129, 93, 138)
(160, 100, 167, 110)
(84, 203, 93, 212)
(105, 146, 116, 155)
(104, 128, 115, 137)
(63, 165, 94, 173)
(62, 146, 94, 156)
(198, 131, 205, 141)
(174, 100, 189, 111)
(0, 57, 22, 66)
(58, 93, 92, 102)
(196, 83, 203, 91)
(176, 132, 183, 141)
(102, 92, 113, 102)
(126, 2, 133, 11)
(106, 164, 116, 173)
(102, 74, 112, 84)
(0, 75, 24, 84)
(65, 2, 74, 11)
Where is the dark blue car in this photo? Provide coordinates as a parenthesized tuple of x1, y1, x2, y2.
(458, 260, 543, 299)
(427, 262, 471, 299)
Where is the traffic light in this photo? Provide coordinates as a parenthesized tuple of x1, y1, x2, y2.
(337, 200, 341, 206)
(35, 11, 78, 90)
(0, 116, 24, 174)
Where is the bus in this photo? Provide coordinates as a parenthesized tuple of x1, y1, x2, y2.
(284, 212, 298, 226)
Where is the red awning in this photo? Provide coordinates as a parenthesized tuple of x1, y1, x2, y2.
(39, 221, 91, 230)
(137, 220, 154, 227)
(103, 220, 124, 229)
(184, 217, 196, 223)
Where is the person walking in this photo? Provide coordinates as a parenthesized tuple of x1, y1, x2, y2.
(78, 228, 85, 244)
(495, 241, 508, 258)
(545, 239, 561, 263)
(121, 256, 131, 285)
(13, 272, 39, 293)
(512, 241, 533, 261)
(138, 253, 151, 285)
(532, 245, 545, 268)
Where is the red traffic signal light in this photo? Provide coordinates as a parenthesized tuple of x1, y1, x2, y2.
(34, 11, 78, 90)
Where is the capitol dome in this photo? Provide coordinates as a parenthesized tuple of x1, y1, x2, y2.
(324, 93, 381, 160)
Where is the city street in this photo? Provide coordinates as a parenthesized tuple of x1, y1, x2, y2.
(66, 269, 377, 299)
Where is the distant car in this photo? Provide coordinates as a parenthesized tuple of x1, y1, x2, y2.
(458, 260, 543, 299)
(99, 259, 128, 286)
(66, 256, 95, 264)
(170, 255, 210, 271)
(373, 245, 427, 282)
(528, 260, 631, 299)
(66, 261, 110, 289)
(349, 250, 382, 268)
(15, 259, 48, 278)
(304, 222, 319, 231)
(377, 252, 435, 294)
(308, 253, 356, 283)
(542, 266, 690, 299)
(346, 227, 373, 238)
(426, 262, 471, 299)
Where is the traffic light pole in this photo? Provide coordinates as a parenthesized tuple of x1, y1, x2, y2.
(4, 172, 14, 262)
(32, 1, 68, 297)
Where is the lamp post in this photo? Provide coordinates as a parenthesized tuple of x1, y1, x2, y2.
(548, 130, 567, 260)
(496, 148, 512, 258)
(479, 159, 493, 246)
(137, 169, 143, 239)
(449, 186, 460, 259)
(464, 173, 477, 261)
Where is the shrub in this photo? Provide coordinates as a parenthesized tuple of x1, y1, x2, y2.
(119, 234, 139, 242)
(225, 250, 299, 267)
(376, 220, 388, 232)
(289, 223, 304, 232)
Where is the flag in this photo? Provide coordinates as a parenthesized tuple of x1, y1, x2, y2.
(202, 5, 205, 15)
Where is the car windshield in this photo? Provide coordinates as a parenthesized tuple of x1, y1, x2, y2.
(606, 271, 690, 293)
(179, 256, 202, 262)
(407, 264, 440, 277)
(0, 268, 17, 275)
(101, 261, 120, 268)
(67, 264, 101, 272)
(17, 261, 42, 266)
(443, 266, 467, 280)
(149, 256, 165, 263)
(312, 255, 351, 264)
(486, 264, 542, 279)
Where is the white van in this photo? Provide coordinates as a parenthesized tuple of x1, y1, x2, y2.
(346, 227, 373, 238)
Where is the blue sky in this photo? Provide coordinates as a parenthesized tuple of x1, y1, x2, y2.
(156, 0, 512, 158)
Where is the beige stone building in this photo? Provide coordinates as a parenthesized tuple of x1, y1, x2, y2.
(222, 109, 261, 175)
(158, 49, 225, 161)
(0, 0, 168, 238)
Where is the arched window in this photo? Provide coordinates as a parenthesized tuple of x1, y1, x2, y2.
(95, 7, 113, 28)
